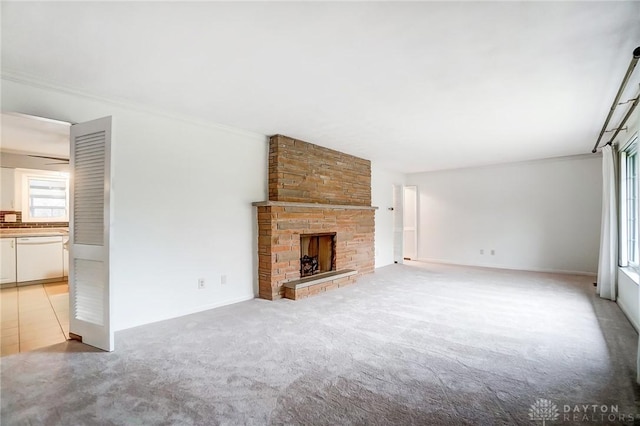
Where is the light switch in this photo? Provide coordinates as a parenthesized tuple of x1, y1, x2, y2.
(4, 214, 17, 222)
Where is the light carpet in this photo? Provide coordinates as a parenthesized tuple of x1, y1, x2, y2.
(1, 262, 639, 425)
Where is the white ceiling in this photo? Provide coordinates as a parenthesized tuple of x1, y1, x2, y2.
(2, 2, 640, 173)
(0, 112, 70, 158)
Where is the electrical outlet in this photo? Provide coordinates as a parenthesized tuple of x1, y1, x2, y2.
(480, 249, 484, 255)
(221, 275, 227, 285)
(198, 278, 205, 289)
(491, 249, 495, 255)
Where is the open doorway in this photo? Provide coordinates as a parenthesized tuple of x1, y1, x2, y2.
(2, 112, 115, 353)
(403, 186, 418, 261)
(0, 112, 71, 355)
(392, 184, 404, 264)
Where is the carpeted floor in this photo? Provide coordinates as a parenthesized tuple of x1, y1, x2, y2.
(1, 262, 639, 425)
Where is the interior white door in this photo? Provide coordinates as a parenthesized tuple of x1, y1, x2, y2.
(392, 184, 404, 264)
(69, 116, 113, 351)
(403, 186, 418, 260)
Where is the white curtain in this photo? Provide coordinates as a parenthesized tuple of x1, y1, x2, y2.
(597, 144, 617, 301)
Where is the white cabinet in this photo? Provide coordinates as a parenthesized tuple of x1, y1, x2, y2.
(1, 238, 17, 284)
(17, 236, 64, 282)
(0, 168, 16, 211)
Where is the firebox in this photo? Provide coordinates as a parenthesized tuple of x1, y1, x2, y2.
(300, 233, 336, 277)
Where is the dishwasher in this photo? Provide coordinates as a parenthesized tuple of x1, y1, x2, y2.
(16, 236, 64, 283)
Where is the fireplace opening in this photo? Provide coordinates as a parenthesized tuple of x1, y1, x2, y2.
(300, 233, 336, 277)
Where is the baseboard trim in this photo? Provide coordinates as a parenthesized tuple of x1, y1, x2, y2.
(415, 258, 597, 277)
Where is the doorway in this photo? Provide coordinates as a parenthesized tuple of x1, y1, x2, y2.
(0, 113, 114, 351)
(0, 112, 71, 355)
(403, 186, 418, 261)
(392, 184, 404, 264)
(1, 112, 115, 353)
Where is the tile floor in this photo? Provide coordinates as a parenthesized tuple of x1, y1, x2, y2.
(0, 281, 69, 356)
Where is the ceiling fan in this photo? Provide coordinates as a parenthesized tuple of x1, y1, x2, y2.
(28, 154, 69, 165)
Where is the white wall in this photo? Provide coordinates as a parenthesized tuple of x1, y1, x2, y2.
(2, 78, 268, 331)
(406, 155, 602, 274)
(371, 163, 405, 268)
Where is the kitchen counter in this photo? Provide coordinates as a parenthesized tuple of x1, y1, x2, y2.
(0, 228, 69, 238)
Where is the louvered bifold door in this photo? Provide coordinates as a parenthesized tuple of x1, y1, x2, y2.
(69, 116, 113, 351)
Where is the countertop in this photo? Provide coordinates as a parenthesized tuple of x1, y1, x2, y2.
(0, 228, 69, 238)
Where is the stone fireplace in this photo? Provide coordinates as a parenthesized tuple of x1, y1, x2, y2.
(253, 135, 377, 300)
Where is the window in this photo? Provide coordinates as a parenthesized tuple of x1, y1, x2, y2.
(18, 169, 70, 223)
(621, 136, 639, 268)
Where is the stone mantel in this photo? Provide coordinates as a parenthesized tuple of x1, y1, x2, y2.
(252, 201, 378, 211)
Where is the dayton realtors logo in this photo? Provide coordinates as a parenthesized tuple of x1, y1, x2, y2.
(529, 398, 559, 425)
(562, 404, 636, 423)
(528, 398, 638, 423)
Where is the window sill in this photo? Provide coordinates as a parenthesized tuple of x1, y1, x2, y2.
(619, 267, 640, 286)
